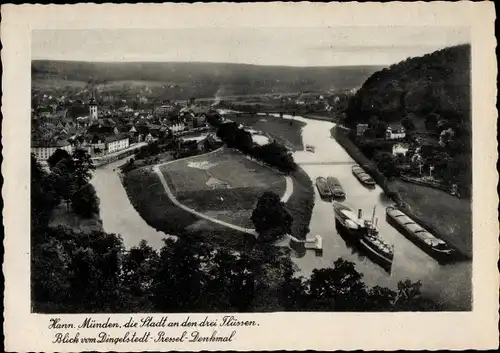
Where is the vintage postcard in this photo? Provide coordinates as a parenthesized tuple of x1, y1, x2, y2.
(2, 2, 498, 352)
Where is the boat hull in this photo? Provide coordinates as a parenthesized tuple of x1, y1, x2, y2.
(316, 177, 332, 198)
(386, 207, 454, 263)
(327, 177, 346, 199)
(334, 204, 393, 271)
(351, 166, 376, 187)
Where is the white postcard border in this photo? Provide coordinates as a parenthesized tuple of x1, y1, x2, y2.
(2, 2, 498, 351)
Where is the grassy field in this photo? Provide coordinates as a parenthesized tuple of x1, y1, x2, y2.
(160, 149, 286, 228)
(388, 179, 472, 258)
(122, 166, 256, 250)
(225, 114, 306, 151)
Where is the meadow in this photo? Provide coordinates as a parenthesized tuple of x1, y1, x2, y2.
(160, 148, 286, 228)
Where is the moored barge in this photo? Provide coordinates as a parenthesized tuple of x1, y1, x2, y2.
(327, 176, 346, 198)
(316, 177, 332, 198)
(333, 202, 394, 270)
(386, 206, 454, 262)
(352, 164, 376, 187)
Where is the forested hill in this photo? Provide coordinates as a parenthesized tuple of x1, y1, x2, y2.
(31, 60, 381, 97)
(346, 44, 471, 130)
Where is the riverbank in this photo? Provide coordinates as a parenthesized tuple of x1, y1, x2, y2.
(227, 113, 306, 150)
(93, 142, 147, 168)
(330, 125, 472, 259)
(122, 164, 257, 251)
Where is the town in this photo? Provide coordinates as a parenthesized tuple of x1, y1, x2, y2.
(31, 87, 352, 167)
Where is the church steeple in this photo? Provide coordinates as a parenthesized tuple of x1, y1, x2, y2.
(89, 92, 98, 121)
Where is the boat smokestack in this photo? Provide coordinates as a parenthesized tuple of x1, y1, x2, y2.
(358, 209, 362, 219)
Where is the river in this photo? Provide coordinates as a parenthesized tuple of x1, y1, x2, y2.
(91, 116, 471, 310)
(286, 115, 471, 311)
(91, 157, 172, 250)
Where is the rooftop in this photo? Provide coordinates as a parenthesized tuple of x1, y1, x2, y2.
(32, 139, 71, 148)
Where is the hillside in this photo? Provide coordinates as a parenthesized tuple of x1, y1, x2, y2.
(346, 44, 470, 129)
(32, 60, 381, 100)
(346, 44, 471, 193)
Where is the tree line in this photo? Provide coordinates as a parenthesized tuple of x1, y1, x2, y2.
(214, 120, 297, 174)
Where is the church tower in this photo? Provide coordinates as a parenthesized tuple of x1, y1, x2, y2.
(89, 93, 98, 121)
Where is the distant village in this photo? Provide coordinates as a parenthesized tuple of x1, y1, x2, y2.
(31, 88, 353, 164)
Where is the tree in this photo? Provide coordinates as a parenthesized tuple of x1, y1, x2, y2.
(366, 285, 397, 311)
(66, 230, 125, 312)
(47, 148, 72, 171)
(151, 237, 210, 312)
(121, 240, 160, 310)
(51, 158, 77, 209)
(71, 183, 100, 218)
(251, 191, 292, 241)
(253, 142, 297, 173)
(31, 154, 60, 228)
(425, 113, 439, 131)
(72, 149, 95, 186)
(307, 258, 368, 311)
(376, 152, 399, 178)
(402, 116, 416, 131)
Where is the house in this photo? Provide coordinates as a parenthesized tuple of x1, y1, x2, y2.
(169, 123, 186, 134)
(31, 139, 73, 161)
(392, 143, 410, 157)
(105, 134, 130, 153)
(145, 133, 155, 143)
(385, 125, 406, 140)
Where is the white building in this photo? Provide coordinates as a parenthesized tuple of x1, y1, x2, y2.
(31, 139, 73, 161)
(392, 143, 410, 157)
(105, 135, 130, 153)
(385, 126, 406, 140)
(169, 123, 186, 134)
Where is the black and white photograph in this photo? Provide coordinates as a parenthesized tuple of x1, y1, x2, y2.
(30, 25, 473, 313)
(2, 2, 498, 352)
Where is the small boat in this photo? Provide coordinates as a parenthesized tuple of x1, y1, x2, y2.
(352, 164, 376, 187)
(305, 144, 315, 153)
(333, 202, 394, 270)
(327, 176, 346, 198)
(386, 206, 454, 261)
(316, 177, 332, 198)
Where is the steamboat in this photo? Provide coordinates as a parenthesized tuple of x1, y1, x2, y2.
(333, 201, 394, 270)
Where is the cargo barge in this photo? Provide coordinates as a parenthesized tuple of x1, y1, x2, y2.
(327, 176, 346, 198)
(333, 202, 394, 271)
(316, 177, 332, 198)
(351, 164, 376, 187)
(386, 206, 454, 262)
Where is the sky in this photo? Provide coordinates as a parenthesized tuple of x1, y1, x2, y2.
(32, 27, 470, 67)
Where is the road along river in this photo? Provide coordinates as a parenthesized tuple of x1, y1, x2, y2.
(91, 116, 471, 310)
(285, 114, 471, 310)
